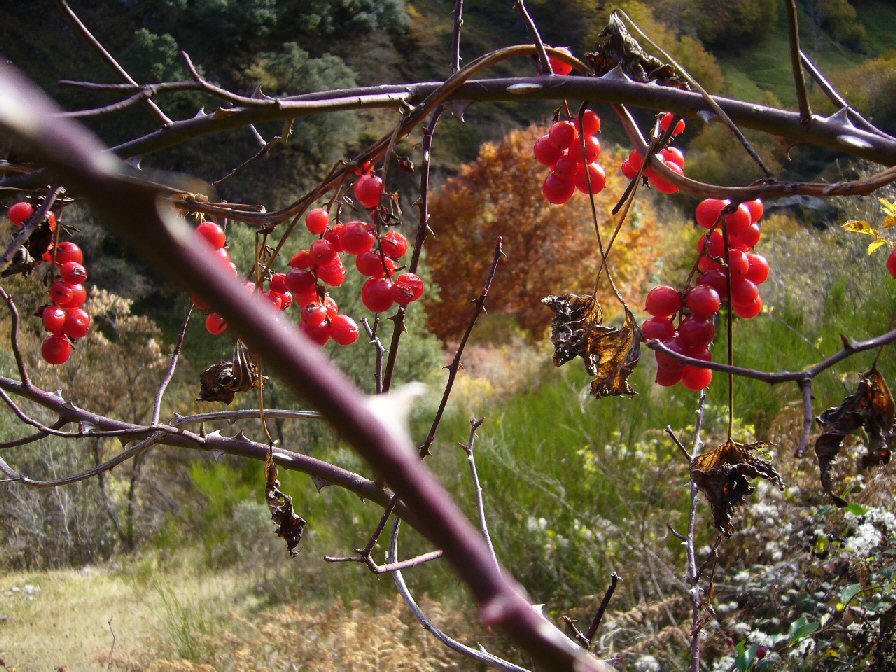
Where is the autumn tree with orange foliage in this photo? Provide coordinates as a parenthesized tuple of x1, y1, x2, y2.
(426, 124, 663, 340)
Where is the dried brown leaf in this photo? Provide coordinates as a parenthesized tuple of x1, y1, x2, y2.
(542, 294, 640, 398)
(815, 368, 894, 506)
(265, 449, 306, 557)
(197, 344, 263, 404)
(691, 440, 783, 536)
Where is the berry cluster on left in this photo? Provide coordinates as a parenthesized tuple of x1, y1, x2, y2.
(8, 201, 91, 365)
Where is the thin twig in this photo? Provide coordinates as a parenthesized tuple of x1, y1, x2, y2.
(59, 0, 171, 126)
(0, 419, 68, 449)
(461, 417, 499, 571)
(786, 0, 812, 126)
(515, 0, 553, 74)
(419, 238, 504, 457)
(687, 392, 708, 672)
(325, 548, 444, 574)
(152, 305, 192, 425)
(796, 378, 815, 458)
(665, 426, 691, 462)
(388, 519, 532, 672)
(107, 616, 116, 668)
(172, 408, 321, 426)
(0, 286, 31, 386)
(584, 572, 622, 647)
(362, 318, 385, 395)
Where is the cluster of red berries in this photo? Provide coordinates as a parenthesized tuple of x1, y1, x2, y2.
(533, 110, 607, 205)
(887, 248, 896, 278)
(641, 198, 768, 391)
(621, 113, 686, 194)
(9, 202, 91, 366)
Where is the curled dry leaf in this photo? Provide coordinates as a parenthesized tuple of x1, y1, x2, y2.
(815, 368, 894, 506)
(691, 440, 783, 536)
(197, 342, 263, 403)
(265, 449, 306, 557)
(542, 293, 640, 399)
(585, 13, 688, 89)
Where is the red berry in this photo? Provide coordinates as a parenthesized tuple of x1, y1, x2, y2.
(686, 285, 721, 320)
(265, 291, 284, 311)
(205, 313, 227, 335)
(645, 285, 681, 317)
(660, 112, 686, 136)
(678, 317, 715, 349)
(552, 155, 579, 181)
(309, 239, 336, 265)
(342, 221, 376, 255)
(574, 162, 606, 195)
(647, 160, 681, 194)
(324, 223, 346, 252)
(575, 110, 601, 136)
(211, 246, 231, 267)
(621, 158, 638, 180)
(732, 294, 763, 319)
(756, 645, 768, 660)
(392, 273, 425, 305)
(380, 230, 409, 258)
(356, 250, 396, 278)
(641, 316, 675, 341)
(191, 293, 210, 311)
(534, 135, 563, 167)
(655, 337, 686, 373)
(696, 199, 726, 230)
(572, 135, 600, 163)
(302, 302, 328, 327)
(660, 146, 684, 168)
(724, 204, 753, 238)
(362, 277, 394, 312)
(285, 268, 317, 297)
(330, 314, 360, 345)
(728, 248, 750, 280)
(55, 242, 83, 265)
(50, 281, 77, 308)
(354, 174, 383, 209)
(305, 208, 329, 235)
(731, 278, 760, 305)
(42, 305, 67, 334)
(681, 365, 712, 391)
(59, 262, 87, 284)
(730, 223, 761, 251)
(270, 273, 288, 293)
(41, 334, 72, 364)
(542, 172, 575, 205)
(548, 121, 577, 150)
(655, 365, 682, 387)
(300, 319, 330, 346)
(697, 270, 728, 299)
(323, 295, 339, 319)
(745, 199, 764, 223)
(62, 308, 91, 339)
(289, 249, 313, 269)
(317, 257, 347, 286)
(9, 201, 34, 227)
(548, 47, 573, 75)
(697, 230, 726, 259)
(887, 248, 896, 278)
(279, 291, 293, 310)
(196, 221, 226, 249)
(746, 253, 770, 285)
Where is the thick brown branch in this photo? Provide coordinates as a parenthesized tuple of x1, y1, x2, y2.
(786, 0, 812, 126)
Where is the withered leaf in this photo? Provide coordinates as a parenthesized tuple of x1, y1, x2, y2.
(542, 294, 640, 399)
(815, 368, 894, 506)
(197, 348, 263, 404)
(265, 449, 306, 557)
(585, 14, 688, 89)
(691, 440, 783, 536)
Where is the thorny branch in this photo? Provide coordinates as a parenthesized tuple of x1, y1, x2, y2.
(0, 185, 63, 274)
(785, 0, 812, 126)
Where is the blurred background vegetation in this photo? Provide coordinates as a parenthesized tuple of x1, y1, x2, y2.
(1, 1, 895, 670)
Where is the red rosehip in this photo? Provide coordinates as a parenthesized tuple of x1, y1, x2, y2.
(342, 221, 376, 255)
(41, 334, 72, 364)
(55, 241, 83, 266)
(8, 201, 34, 227)
(305, 207, 329, 235)
(660, 146, 684, 168)
(59, 262, 88, 284)
(392, 273, 425, 305)
(660, 112, 685, 136)
(380, 230, 408, 258)
(354, 174, 383, 209)
(42, 305, 67, 334)
(548, 47, 573, 75)
(62, 307, 91, 339)
(196, 221, 226, 249)
(330, 314, 360, 345)
(362, 277, 394, 312)
(645, 285, 681, 317)
(205, 313, 227, 335)
(542, 172, 575, 205)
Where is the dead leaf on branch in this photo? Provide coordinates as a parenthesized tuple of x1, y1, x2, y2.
(197, 342, 264, 403)
(265, 449, 306, 557)
(691, 440, 783, 536)
(815, 368, 894, 506)
(585, 13, 688, 89)
(542, 293, 641, 399)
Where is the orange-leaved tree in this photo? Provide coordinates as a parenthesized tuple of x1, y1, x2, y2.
(426, 124, 666, 340)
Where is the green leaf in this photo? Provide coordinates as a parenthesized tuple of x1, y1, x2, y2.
(787, 614, 820, 641)
(845, 502, 869, 516)
(868, 239, 889, 255)
(734, 640, 758, 671)
(840, 583, 863, 605)
(842, 220, 879, 236)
